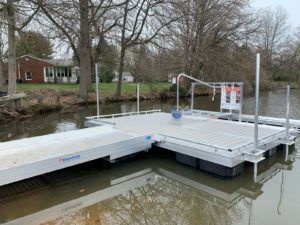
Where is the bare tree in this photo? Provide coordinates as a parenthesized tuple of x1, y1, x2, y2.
(115, 0, 177, 98)
(257, 6, 289, 78)
(0, 10, 4, 92)
(79, 0, 91, 99)
(5, 0, 17, 95)
(166, 0, 257, 81)
(33, 0, 122, 99)
(1, 0, 39, 95)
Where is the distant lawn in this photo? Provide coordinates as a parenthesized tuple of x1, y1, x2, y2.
(17, 82, 171, 95)
(269, 81, 300, 89)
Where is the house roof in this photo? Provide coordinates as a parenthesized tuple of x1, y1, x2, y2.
(16, 55, 75, 67)
(114, 71, 133, 77)
(44, 58, 75, 67)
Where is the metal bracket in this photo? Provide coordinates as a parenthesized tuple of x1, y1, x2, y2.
(242, 149, 265, 163)
(279, 136, 296, 145)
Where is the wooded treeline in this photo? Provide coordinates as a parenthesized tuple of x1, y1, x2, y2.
(0, 0, 299, 99)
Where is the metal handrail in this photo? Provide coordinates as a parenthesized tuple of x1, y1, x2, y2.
(176, 73, 216, 111)
(86, 109, 161, 120)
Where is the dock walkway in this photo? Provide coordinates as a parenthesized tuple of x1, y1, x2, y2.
(0, 125, 153, 186)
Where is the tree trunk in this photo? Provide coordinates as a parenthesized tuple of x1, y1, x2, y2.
(79, 0, 91, 100)
(115, 0, 129, 98)
(0, 41, 4, 92)
(7, 0, 17, 95)
(115, 47, 126, 98)
(0, 12, 4, 92)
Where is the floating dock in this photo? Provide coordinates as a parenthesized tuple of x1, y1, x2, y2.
(86, 110, 298, 176)
(0, 109, 299, 186)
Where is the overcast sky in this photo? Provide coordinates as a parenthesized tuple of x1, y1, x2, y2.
(251, 0, 300, 28)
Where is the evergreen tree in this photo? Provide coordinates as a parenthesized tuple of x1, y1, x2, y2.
(16, 31, 53, 58)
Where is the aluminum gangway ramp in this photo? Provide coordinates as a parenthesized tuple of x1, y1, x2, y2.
(0, 126, 153, 186)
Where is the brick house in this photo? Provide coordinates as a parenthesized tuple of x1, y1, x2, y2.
(3, 55, 79, 83)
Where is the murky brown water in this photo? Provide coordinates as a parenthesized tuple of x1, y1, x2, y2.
(0, 89, 300, 225)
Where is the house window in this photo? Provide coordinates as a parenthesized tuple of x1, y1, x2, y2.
(45, 67, 54, 77)
(57, 67, 61, 77)
(25, 72, 32, 80)
(56, 67, 69, 77)
(61, 67, 65, 77)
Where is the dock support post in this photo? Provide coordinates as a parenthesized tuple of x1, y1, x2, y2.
(254, 162, 258, 182)
(95, 63, 100, 118)
(285, 85, 290, 138)
(137, 83, 140, 113)
(285, 145, 289, 162)
(254, 53, 260, 152)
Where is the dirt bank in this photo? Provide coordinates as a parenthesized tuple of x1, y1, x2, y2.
(0, 89, 181, 124)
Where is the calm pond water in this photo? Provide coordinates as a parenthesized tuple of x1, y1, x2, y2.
(0, 89, 300, 225)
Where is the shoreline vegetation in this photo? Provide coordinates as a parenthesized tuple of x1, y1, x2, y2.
(0, 81, 299, 124)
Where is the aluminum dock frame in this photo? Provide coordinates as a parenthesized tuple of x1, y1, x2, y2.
(86, 111, 298, 177)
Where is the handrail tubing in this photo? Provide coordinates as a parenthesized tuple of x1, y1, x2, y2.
(177, 73, 217, 111)
(86, 109, 161, 120)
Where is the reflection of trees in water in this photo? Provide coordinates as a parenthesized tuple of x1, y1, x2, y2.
(46, 175, 248, 225)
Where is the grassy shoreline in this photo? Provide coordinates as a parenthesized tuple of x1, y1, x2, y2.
(266, 81, 300, 90)
(16, 82, 172, 94)
(1, 81, 299, 124)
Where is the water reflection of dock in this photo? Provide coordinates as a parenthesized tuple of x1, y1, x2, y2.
(0, 148, 295, 225)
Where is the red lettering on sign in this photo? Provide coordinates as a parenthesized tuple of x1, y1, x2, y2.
(224, 87, 240, 92)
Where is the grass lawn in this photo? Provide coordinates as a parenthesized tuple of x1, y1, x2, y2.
(17, 82, 171, 95)
(269, 81, 300, 89)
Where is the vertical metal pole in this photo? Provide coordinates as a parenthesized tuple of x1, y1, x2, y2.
(220, 83, 224, 114)
(285, 145, 289, 162)
(95, 63, 100, 118)
(285, 85, 290, 138)
(254, 162, 257, 182)
(254, 54, 260, 151)
(229, 83, 232, 115)
(191, 83, 194, 112)
(137, 83, 140, 113)
(239, 83, 244, 122)
(176, 76, 180, 111)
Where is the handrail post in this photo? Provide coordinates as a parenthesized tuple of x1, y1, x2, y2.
(95, 63, 100, 118)
(176, 76, 180, 111)
(137, 83, 140, 113)
(285, 85, 290, 138)
(191, 83, 195, 112)
(254, 54, 260, 152)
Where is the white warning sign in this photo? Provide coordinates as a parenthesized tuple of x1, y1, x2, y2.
(221, 86, 241, 110)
